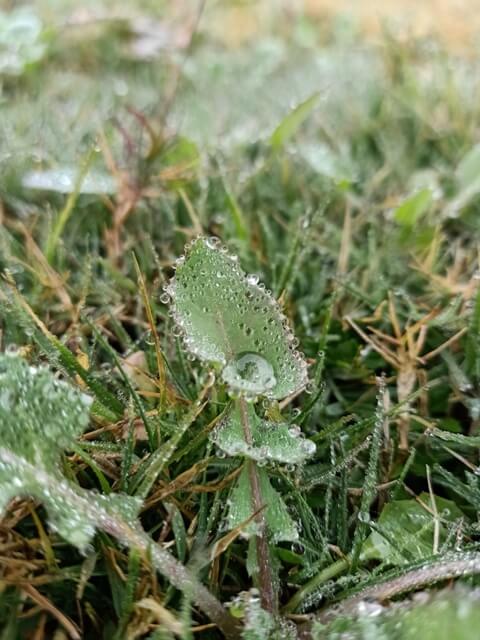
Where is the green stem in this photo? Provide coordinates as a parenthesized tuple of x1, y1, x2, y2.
(237, 397, 277, 616)
(282, 557, 350, 614)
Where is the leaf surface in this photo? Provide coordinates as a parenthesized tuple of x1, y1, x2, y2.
(227, 465, 298, 542)
(212, 403, 315, 464)
(361, 494, 463, 565)
(166, 237, 308, 399)
(0, 354, 139, 551)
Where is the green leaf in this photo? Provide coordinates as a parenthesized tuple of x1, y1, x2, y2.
(447, 144, 480, 214)
(394, 188, 432, 227)
(361, 493, 463, 566)
(241, 591, 276, 640)
(22, 167, 116, 195)
(0, 352, 92, 467)
(166, 237, 308, 400)
(312, 588, 480, 640)
(0, 353, 140, 551)
(456, 144, 480, 192)
(227, 465, 299, 543)
(0, 8, 48, 76)
(270, 92, 320, 150)
(162, 136, 199, 168)
(212, 403, 315, 464)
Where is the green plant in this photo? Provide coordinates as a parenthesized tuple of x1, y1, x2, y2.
(0, 351, 240, 639)
(0, 8, 49, 76)
(165, 236, 316, 624)
(4, 6, 480, 636)
(0, 237, 316, 639)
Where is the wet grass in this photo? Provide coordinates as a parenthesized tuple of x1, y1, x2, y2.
(1, 2, 480, 639)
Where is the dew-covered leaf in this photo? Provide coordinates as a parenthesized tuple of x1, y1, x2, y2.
(241, 591, 276, 640)
(212, 403, 315, 464)
(0, 352, 92, 466)
(0, 8, 48, 76)
(227, 465, 298, 543)
(312, 588, 480, 640)
(166, 237, 308, 399)
(22, 167, 117, 195)
(361, 493, 463, 566)
(0, 353, 140, 551)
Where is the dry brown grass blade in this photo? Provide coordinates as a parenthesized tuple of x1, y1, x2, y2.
(143, 459, 211, 509)
(210, 505, 266, 562)
(22, 584, 81, 640)
(178, 188, 203, 236)
(27, 505, 57, 572)
(420, 326, 468, 362)
(189, 465, 243, 494)
(5, 218, 73, 312)
(346, 316, 399, 366)
(136, 598, 184, 637)
(132, 254, 169, 410)
(99, 131, 141, 262)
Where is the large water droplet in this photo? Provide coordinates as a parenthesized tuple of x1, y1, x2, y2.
(222, 352, 276, 396)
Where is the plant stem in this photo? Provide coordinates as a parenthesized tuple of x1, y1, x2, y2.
(319, 553, 480, 622)
(0, 448, 241, 640)
(282, 557, 350, 614)
(237, 397, 277, 616)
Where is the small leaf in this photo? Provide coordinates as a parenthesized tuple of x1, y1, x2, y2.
(166, 237, 308, 399)
(361, 494, 463, 566)
(0, 351, 92, 467)
(161, 136, 199, 168)
(270, 92, 320, 150)
(227, 465, 298, 543)
(456, 144, 480, 192)
(0, 8, 48, 76)
(212, 403, 315, 465)
(22, 167, 117, 195)
(0, 353, 140, 551)
(394, 188, 432, 227)
(447, 144, 480, 215)
(242, 591, 276, 640)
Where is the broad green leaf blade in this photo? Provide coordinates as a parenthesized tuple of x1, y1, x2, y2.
(270, 92, 320, 150)
(212, 403, 315, 464)
(361, 494, 463, 566)
(394, 188, 432, 227)
(0, 354, 141, 551)
(227, 465, 298, 542)
(166, 237, 308, 399)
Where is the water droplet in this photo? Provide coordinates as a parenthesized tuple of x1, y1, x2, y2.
(222, 352, 277, 397)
